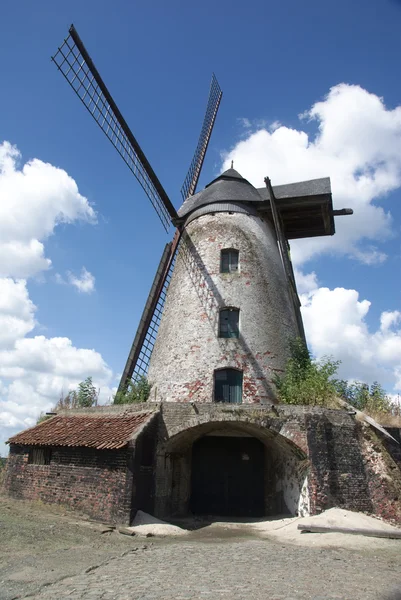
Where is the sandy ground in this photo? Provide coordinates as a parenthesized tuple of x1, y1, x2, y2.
(2, 496, 401, 600)
(130, 508, 401, 550)
(0, 495, 145, 600)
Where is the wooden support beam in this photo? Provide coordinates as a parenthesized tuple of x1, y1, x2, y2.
(298, 524, 401, 539)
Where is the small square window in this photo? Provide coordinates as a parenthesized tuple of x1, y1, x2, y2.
(214, 369, 243, 403)
(219, 308, 239, 338)
(221, 249, 239, 273)
(28, 448, 52, 465)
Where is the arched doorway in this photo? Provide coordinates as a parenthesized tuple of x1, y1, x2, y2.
(160, 420, 309, 520)
(190, 435, 265, 516)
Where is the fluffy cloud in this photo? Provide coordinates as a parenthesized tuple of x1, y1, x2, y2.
(223, 84, 401, 266)
(0, 279, 36, 349)
(0, 355, 113, 456)
(67, 267, 96, 294)
(225, 85, 401, 393)
(299, 279, 401, 392)
(0, 141, 96, 278)
(0, 279, 112, 454)
(56, 267, 96, 294)
(0, 143, 112, 454)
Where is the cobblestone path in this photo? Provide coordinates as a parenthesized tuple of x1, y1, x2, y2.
(29, 537, 401, 600)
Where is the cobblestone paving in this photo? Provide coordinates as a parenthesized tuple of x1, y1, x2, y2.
(29, 537, 401, 600)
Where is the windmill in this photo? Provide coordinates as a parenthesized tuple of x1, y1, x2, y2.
(52, 25, 352, 405)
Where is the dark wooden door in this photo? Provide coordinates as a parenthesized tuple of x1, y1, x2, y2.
(190, 436, 264, 517)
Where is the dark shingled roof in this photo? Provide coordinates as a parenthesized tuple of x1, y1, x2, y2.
(257, 177, 331, 201)
(178, 169, 332, 220)
(178, 168, 263, 217)
(7, 412, 154, 450)
(206, 168, 246, 185)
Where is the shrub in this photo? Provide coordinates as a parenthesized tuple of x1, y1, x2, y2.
(113, 376, 151, 405)
(36, 377, 100, 423)
(273, 338, 340, 406)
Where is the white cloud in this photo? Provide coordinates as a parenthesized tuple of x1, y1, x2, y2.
(223, 83, 401, 266)
(380, 311, 401, 332)
(238, 117, 251, 129)
(299, 280, 401, 392)
(0, 141, 96, 278)
(0, 285, 113, 454)
(294, 269, 318, 295)
(67, 267, 95, 294)
(225, 85, 401, 395)
(0, 279, 36, 348)
(0, 142, 111, 454)
(0, 284, 113, 454)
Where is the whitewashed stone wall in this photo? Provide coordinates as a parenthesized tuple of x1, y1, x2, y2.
(148, 211, 299, 403)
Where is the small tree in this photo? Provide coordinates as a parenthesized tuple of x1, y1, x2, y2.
(54, 389, 79, 410)
(113, 376, 151, 405)
(273, 338, 340, 406)
(335, 379, 393, 413)
(77, 376, 99, 408)
(36, 378, 99, 423)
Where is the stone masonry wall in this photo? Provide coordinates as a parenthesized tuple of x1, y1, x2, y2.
(148, 213, 299, 404)
(4, 445, 133, 524)
(153, 403, 377, 520)
(306, 412, 373, 515)
(4, 404, 401, 524)
(361, 428, 401, 524)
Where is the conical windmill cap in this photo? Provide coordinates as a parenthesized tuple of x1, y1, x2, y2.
(178, 167, 264, 218)
(205, 167, 248, 186)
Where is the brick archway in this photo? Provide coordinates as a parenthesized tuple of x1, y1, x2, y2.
(157, 418, 309, 519)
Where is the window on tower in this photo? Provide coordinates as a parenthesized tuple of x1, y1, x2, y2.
(219, 308, 240, 338)
(214, 369, 243, 403)
(220, 249, 239, 273)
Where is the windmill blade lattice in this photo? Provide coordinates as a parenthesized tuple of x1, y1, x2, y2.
(180, 74, 222, 201)
(117, 231, 181, 392)
(52, 25, 177, 231)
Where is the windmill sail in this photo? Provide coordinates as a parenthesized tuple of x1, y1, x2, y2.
(118, 75, 223, 391)
(52, 24, 177, 231)
(117, 230, 181, 392)
(180, 74, 223, 201)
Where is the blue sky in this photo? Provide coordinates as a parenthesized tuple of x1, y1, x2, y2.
(1, 0, 401, 452)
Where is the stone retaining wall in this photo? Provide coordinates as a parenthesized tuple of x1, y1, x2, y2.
(3, 404, 401, 524)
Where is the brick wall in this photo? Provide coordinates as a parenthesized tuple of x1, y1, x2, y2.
(361, 428, 401, 524)
(306, 413, 373, 514)
(4, 405, 401, 525)
(4, 445, 133, 524)
(153, 403, 382, 519)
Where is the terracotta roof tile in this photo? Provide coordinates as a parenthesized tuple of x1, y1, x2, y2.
(7, 412, 154, 450)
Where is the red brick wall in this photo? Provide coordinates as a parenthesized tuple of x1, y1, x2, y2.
(4, 445, 133, 524)
(361, 429, 401, 524)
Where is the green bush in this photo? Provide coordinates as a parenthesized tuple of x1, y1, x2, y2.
(274, 338, 399, 417)
(273, 338, 340, 406)
(113, 376, 151, 405)
(335, 379, 397, 414)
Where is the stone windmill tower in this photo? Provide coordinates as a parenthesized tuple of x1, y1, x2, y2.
(145, 168, 346, 404)
(52, 25, 351, 407)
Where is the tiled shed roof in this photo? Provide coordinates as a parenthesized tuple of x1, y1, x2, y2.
(7, 412, 154, 450)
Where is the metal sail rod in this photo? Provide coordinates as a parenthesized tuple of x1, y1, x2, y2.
(181, 74, 223, 201)
(52, 24, 177, 230)
(68, 25, 177, 221)
(264, 177, 306, 343)
(118, 229, 181, 392)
